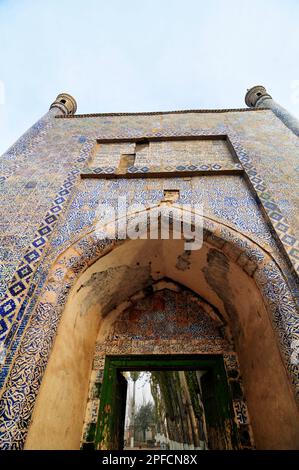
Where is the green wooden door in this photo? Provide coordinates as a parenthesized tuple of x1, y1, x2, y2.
(201, 363, 238, 449)
(96, 365, 127, 450)
(95, 355, 239, 450)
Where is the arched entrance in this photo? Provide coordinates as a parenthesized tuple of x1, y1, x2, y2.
(1, 215, 299, 449)
(90, 281, 248, 450)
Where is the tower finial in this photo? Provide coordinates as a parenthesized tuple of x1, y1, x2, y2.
(50, 93, 77, 115)
(245, 85, 272, 108)
(244, 84, 299, 137)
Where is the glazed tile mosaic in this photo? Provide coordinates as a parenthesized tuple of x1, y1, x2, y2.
(0, 220, 297, 448)
(81, 287, 253, 449)
(90, 138, 235, 169)
(0, 100, 298, 449)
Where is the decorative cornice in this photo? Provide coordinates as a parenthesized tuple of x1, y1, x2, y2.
(55, 107, 269, 119)
(81, 162, 243, 179)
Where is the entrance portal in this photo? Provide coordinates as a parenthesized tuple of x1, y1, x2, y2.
(21, 236, 299, 450)
(96, 355, 239, 450)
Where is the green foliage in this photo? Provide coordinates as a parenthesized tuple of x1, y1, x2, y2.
(129, 371, 141, 382)
(135, 401, 155, 440)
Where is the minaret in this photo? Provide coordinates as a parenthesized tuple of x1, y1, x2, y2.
(0, 91, 77, 349)
(1, 92, 77, 162)
(245, 85, 299, 137)
(50, 92, 77, 116)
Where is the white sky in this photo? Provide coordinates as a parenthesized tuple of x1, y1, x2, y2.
(124, 373, 153, 428)
(127, 373, 153, 408)
(0, 0, 299, 155)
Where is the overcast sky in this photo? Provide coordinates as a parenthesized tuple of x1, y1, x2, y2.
(0, 0, 299, 155)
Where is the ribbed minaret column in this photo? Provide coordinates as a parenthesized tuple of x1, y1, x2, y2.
(0, 92, 77, 168)
(245, 85, 299, 137)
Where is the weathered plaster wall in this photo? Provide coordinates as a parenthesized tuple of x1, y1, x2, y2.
(82, 286, 250, 450)
(1, 105, 299, 450)
(59, 109, 299, 234)
(24, 238, 299, 450)
(1, 108, 298, 299)
(24, 240, 161, 449)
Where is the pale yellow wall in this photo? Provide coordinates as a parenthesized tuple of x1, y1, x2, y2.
(25, 237, 299, 449)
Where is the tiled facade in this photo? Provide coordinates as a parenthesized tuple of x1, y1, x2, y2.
(0, 96, 298, 449)
(81, 287, 253, 449)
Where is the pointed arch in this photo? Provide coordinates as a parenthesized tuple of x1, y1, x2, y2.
(1, 212, 299, 450)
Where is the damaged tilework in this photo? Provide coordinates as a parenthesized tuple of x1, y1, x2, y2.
(0, 111, 93, 299)
(91, 142, 136, 167)
(0, 111, 298, 307)
(0, 137, 94, 341)
(0, 108, 298, 449)
(81, 288, 253, 450)
(0, 120, 297, 385)
(135, 138, 235, 166)
(0, 222, 297, 449)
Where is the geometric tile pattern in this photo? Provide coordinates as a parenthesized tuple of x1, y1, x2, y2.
(0, 108, 298, 449)
(0, 121, 91, 300)
(81, 288, 253, 450)
(0, 125, 297, 359)
(0, 220, 296, 449)
(0, 138, 94, 344)
(0, 111, 60, 300)
(0, 109, 56, 185)
(226, 130, 299, 277)
(134, 138, 235, 167)
(80, 131, 299, 277)
(81, 161, 243, 178)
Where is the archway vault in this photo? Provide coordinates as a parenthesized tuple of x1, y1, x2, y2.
(1, 215, 299, 450)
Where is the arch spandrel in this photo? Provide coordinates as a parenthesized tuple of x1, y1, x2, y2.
(1, 215, 299, 450)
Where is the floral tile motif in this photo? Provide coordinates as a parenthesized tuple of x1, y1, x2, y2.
(0, 108, 298, 449)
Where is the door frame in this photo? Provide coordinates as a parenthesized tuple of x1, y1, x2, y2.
(95, 354, 239, 450)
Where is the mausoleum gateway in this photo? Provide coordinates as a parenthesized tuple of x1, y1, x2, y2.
(0, 86, 299, 449)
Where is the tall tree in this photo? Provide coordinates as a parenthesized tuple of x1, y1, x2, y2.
(129, 371, 140, 447)
(135, 401, 155, 441)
